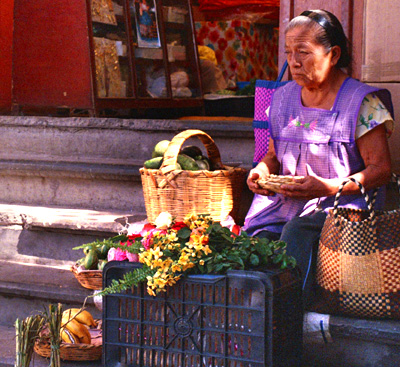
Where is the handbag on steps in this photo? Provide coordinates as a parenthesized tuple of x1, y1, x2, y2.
(315, 174, 400, 319)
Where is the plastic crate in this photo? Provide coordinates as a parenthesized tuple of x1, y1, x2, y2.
(102, 262, 303, 367)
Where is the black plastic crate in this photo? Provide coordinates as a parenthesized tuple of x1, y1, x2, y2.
(102, 261, 303, 367)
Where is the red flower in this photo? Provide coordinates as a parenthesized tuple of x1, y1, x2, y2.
(172, 221, 187, 231)
(218, 38, 228, 51)
(231, 224, 241, 236)
(197, 26, 210, 42)
(209, 30, 220, 43)
(140, 223, 156, 237)
(128, 234, 141, 241)
(231, 19, 241, 28)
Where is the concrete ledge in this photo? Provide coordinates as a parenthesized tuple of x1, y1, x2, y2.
(303, 312, 400, 366)
(0, 203, 142, 234)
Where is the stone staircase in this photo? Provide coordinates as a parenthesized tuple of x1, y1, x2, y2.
(0, 115, 254, 365)
(0, 115, 399, 366)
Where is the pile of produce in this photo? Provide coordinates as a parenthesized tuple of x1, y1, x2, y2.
(143, 140, 213, 171)
(73, 236, 125, 271)
(60, 308, 97, 345)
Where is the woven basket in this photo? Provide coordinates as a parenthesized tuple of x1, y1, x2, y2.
(71, 265, 102, 290)
(34, 329, 102, 361)
(140, 129, 247, 223)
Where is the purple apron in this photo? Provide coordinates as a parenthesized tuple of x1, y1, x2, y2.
(244, 77, 393, 236)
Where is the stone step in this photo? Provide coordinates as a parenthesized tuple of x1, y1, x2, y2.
(0, 116, 253, 212)
(0, 203, 145, 266)
(303, 312, 400, 367)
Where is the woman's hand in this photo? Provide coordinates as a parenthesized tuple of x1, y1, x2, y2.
(279, 175, 337, 200)
(247, 169, 276, 196)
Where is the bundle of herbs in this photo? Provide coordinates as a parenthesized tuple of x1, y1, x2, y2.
(15, 315, 44, 367)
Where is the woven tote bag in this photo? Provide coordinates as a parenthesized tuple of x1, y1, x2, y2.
(252, 61, 289, 167)
(315, 175, 400, 319)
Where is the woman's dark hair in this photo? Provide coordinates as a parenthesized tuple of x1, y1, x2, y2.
(286, 9, 352, 69)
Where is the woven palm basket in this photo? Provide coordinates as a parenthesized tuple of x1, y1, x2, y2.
(71, 265, 102, 290)
(140, 129, 247, 223)
(34, 328, 102, 361)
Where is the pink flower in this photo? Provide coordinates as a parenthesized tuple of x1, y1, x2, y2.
(126, 252, 139, 262)
(107, 247, 127, 262)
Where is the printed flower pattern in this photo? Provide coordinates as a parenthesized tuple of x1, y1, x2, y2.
(195, 20, 278, 82)
(357, 93, 393, 138)
(288, 116, 318, 131)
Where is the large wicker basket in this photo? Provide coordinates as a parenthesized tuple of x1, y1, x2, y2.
(140, 130, 247, 223)
(34, 329, 102, 361)
(71, 265, 102, 290)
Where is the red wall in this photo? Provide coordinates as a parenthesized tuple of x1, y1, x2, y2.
(12, 0, 93, 109)
(0, 0, 14, 112)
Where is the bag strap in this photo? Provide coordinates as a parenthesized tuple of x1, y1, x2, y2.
(392, 172, 400, 195)
(277, 61, 288, 82)
(333, 178, 376, 226)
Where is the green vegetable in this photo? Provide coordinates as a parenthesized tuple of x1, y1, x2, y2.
(152, 140, 170, 158)
(84, 249, 98, 270)
(180, 145, 203, 159)
(196, 159, 210, 170)
(177, 154, 199, 171)
(144, 157, 163, 169)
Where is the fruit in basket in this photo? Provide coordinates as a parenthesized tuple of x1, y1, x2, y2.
(97, 243, 109, 260)
(97, 259, 107, 271)
(63, 308, 97, 328)
(144, 156, 163, 169)
(180, 145, 203, 159)
(60, 327, 79, 344)
(84, 249, 98, 270)
(61, 312, 92, 344)
(196, 159, 210, 170)
(177, 154, 199, 171)
(152, 140, 170, 158)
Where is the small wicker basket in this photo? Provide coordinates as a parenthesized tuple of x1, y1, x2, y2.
(71, 265, 102, 290)
(34, 329, 102, 361)
(140, 129, 247, 223)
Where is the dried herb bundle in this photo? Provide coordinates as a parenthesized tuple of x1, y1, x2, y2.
(42, 303, 63, 367)
(15, 315, 44, 367)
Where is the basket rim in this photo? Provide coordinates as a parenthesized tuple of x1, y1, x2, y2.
(71, 264, 102, 274)
(34, 339, 102, 361)
(160, 129, 225, 175)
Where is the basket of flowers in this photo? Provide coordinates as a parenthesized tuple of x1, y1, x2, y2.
(98, 212, 296, 297)
(140, 129, 247, 224)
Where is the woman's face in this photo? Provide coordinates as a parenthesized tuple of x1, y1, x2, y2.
(285, 25, 337, 88)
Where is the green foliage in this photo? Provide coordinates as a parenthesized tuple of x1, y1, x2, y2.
(97, 215, 296, 297)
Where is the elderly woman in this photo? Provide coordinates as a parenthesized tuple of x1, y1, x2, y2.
(244, 9, 394, 305)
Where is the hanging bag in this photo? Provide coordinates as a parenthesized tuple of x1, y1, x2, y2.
(252, 61, 289, 167)
(315, 175, 400, 319)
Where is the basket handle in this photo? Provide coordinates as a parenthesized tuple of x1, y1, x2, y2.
(159, 129, 224, 175)
(333, 178, 376, 226)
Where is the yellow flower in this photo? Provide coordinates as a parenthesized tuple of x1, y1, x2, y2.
(199, 260, 205, 266)
(147, 287, 156, 297)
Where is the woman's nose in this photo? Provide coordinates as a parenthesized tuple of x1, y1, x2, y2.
(287, 53, 301, 68)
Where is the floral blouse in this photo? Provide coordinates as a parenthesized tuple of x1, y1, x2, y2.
(356, 93, 394, 139)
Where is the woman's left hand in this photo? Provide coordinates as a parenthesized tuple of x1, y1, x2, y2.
(279, 175, 336, 200)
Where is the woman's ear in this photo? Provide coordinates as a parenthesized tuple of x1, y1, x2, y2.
(330, 45, 342, 66)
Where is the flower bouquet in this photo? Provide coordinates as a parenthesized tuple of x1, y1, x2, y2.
(99, 212, 296, 297)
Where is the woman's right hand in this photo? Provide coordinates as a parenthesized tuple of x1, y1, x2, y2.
(247, 169, 275, 196)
